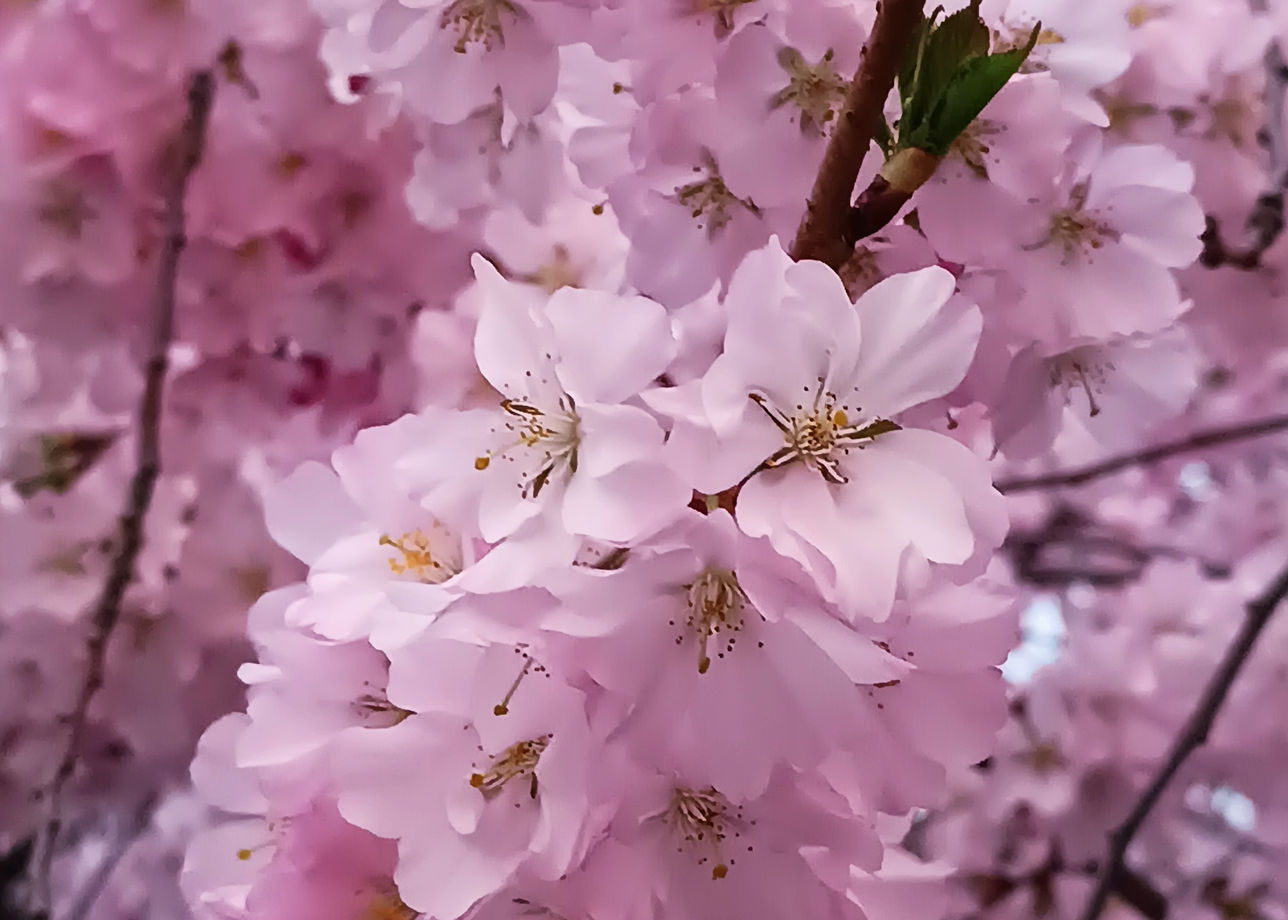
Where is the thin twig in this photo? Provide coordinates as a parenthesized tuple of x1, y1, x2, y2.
(789, 0, 925, 269)
(1199, 40, 1288, 269)
(1075, 560, 1288, 920)
(995, 413, 1288, 493)
(19, 71, 215, 920)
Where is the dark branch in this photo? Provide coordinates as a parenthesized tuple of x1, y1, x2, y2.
(18, 71, 215, 920)
(1199, 41, 1288, 269)
(790, 0, 925, 269)
(1005, 506, 1234, 588)
(1075, 560, 1288, 920)
(995, 413, 1288, 493)
(1004, 508, 1153, 588)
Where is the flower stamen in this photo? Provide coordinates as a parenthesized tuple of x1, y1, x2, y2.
(470, 735, 551, 800)
(748, 381, 899, 483)
(378, 525, 460, 583)
(1022, 183, 1121, 264)
(660, 786, 744, 879)
(770, 46, 847, 136)
(476, 394, 581, 498)
(681, 568, 751, 673)
(439, 0, 517, 53)
(674, 151, 761, 238)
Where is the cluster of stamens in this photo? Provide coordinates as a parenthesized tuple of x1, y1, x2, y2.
(475, 391, 581, 500)
(690, 0, 757, 38)
(661, 786, 746, 879)
(1024, 183, 1119, 265)
(673, 151, 761, 238)
(1019, 740, 1066, 774)
(439, 0, 518, 53)
(38, 181, 95, 239)
(469, 735, 551, 801)
(748, 379, 899, 484)
(1048, 352, 1113, 418)
(770, 46, 847, 137)
(674, 568, 758, 673)
(950, 118, 1004, 179)
(521, 244, 582, 294)
(379, 524, 460, 583)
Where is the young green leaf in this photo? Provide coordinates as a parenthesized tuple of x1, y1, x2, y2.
(902, 0, 990, 134)
(915, 22, 1040, 155)
(897, 10, 934, 115)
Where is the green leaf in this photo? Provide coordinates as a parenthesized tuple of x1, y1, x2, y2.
(897, 10, 934, 114)
(902, 1, 989, 135)
(911, 23, 1040, 155)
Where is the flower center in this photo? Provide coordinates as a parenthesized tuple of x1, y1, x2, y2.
(950, 118, 1002, 178)
(748, 381, 900, 484)
(690, 0, 756, 38)
(679, 568, 755, 674)
(1048, 352, 1112, 417)
(39, 182, 96, 239)
(673, 151, 761, 238)
(1025, 183, 1119, 264)
(439, 0, 518, 53)
(378, 524, 461, 583)
(523, 244, 582, 294)
(470, 735, 551, 800)
(662, 786, 744, 879)
(475, 395, 581, 499)
(1019, 741, 1065, 774)
(770, 47, 847, 136)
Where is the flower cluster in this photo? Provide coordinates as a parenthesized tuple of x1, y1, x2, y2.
(185, 236, 1017, 920)
(5, 0, 1288, 919)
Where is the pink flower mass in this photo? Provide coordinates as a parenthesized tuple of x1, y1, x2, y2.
(6, 3, 1288, 920)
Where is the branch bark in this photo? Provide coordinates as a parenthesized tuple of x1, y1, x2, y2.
(789, 0, 925, 269)
(19, 71, 215, 920)
(1075, 560, 1288, 920)
(995, 413, 1288, 493)
(1199, 40, 1288, 269)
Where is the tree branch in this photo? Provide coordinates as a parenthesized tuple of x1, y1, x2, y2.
(994, 413, 1288, 493)
(1199, 40, 1288, 269)
(18, 71, 215, 920)
(1075, 560, 1288, 920)
(789, 0, 925, 269)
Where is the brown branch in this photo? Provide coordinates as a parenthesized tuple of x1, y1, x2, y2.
(789, 0, 925, 269)
(18, 71, 215, 920)
(995, 413, 1288, 493)
(1199, 42, 1288, 269)
(1004, 507, 1154, 588)
(1075, 560, 1288, 920)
